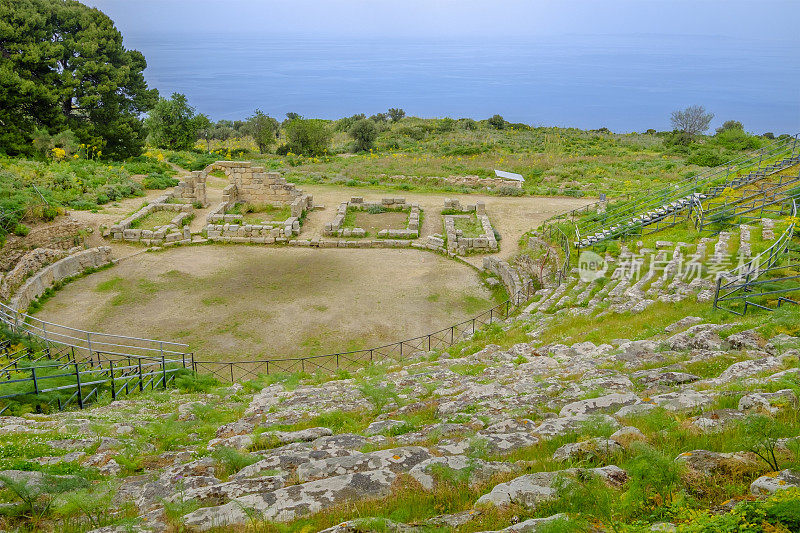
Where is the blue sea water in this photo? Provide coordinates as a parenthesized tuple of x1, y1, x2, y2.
(129, 33, 799, 133)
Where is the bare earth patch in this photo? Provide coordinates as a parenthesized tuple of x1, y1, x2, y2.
(350, 211, 408, 233)
(33, 245, 496, 361)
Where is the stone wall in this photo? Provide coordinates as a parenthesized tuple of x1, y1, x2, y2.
(439, 199, 498, 254)
(323, 197, 420, 239)
(200, 162, 312, 242)
(109, 196, 192, 246)
(0, 248, 69, 301)
(9, 247, 113, 311)
(173, 173, 207, 206)
(483, 257, 532, 302)
(204, 161, 304, 205)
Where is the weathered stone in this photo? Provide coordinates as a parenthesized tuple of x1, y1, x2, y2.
(533, 414, 619, 439)
(674, 450, 760, 476)
(365, 419, 405, 436)
(172, 475, 285, 504)
(270, 427, 333, 444)
(475, 466, 627, 508)
(475, 513, 568, 532)
(559, 392, 640, 417)
(667, 324, 728, 351)
(648, 390, 714, 412)
(552, 438, 623, 462)
(727, 329, 766, 350)
(706, 357, 783, 385)
(750, 469, 800, 495)
(183, 470, 398, 529)
(296, 446, 432, 482)
(689, 409, 746, 432)
(408, 455, 515, 490)
(738, 389, 798, 414)
(610, 426, 647, 446)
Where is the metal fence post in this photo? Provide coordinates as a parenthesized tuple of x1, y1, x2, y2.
(110, 360, 116, 400)
(31, 367, 39, 395)
(75, 362, 83, 409)
(138, 359, 143, 391)
(713, 277, 722, 310)
(162, 356, 167, 389)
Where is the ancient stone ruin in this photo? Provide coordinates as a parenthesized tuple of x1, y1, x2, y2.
(109, 193, 192, 246)
(202, 161, 313, 242)
(427, 198, 498, 254)
(323, 197, 420, 239)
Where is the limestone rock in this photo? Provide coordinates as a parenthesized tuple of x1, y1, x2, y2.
(648, 390, 714, 412)
(476, 513, 568, 532)
(533, 414, 620, 439)
(727, 329, 766, 350)
(738, 389, 798, 414)
(610, 426, 647, 446)
(183, 470, 398, 529)
(552, 438, 623, 462)
(750, 469, 800, 495)
(706, 357, 784, 386)
(475, 466, 627, 508)
(559, 392, 640, 417)
(408, 455, 516, 490)
(296, 447, 432, 482)
(674, 450, 760, 476)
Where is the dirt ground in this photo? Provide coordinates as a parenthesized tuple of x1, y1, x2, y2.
(22, 179, 589, 362)
(301, 185, 592, 266)
(34, 246, 497, 362)
(351, 211, 408, 233)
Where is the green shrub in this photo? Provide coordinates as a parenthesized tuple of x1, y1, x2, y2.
(141, 172, 179, 189)
(173, 370, 220, 393)
(349, 119, 379, 152)
(687, 148, 728, 167)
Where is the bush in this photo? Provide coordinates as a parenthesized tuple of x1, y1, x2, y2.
(12, 223, 29, 236)
(686, 148, 728, 167)
(458, 118, 478, 131)
(284, 118, 333, 156)
(142, 172, 179, 189)
(491, 186, 525, 197)
(664, 130, 694, 147)
(488, 114, 506, 130)
(173, 370, 219, 393)
(348, 119, 379, 152)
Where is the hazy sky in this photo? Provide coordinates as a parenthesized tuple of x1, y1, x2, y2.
(89, 0, 798, 41)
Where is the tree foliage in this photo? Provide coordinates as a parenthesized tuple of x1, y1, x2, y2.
(388, 108, 406, 122)
(284, 119, 332, 156)
(145, 93, 202, 150)
(670, 105, 714, 136)
(245, 110, 279, 153)
(717, 120, 744, 134)
(0, 0, 158, 158)
(349, 118, 379, 152)
(488, 114, 506, 130)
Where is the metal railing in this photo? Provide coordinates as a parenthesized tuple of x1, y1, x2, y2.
(695, 168, 800, 231)
(0, 351, 185, 413)
(0, 301, 190, 362)
(713, 199, 799, 314)
(574, 134, 800, 248)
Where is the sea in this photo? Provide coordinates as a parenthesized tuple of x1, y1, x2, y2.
(127, 33, 799, 133)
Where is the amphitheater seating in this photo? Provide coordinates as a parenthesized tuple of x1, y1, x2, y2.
(574, 137, 800, 248)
